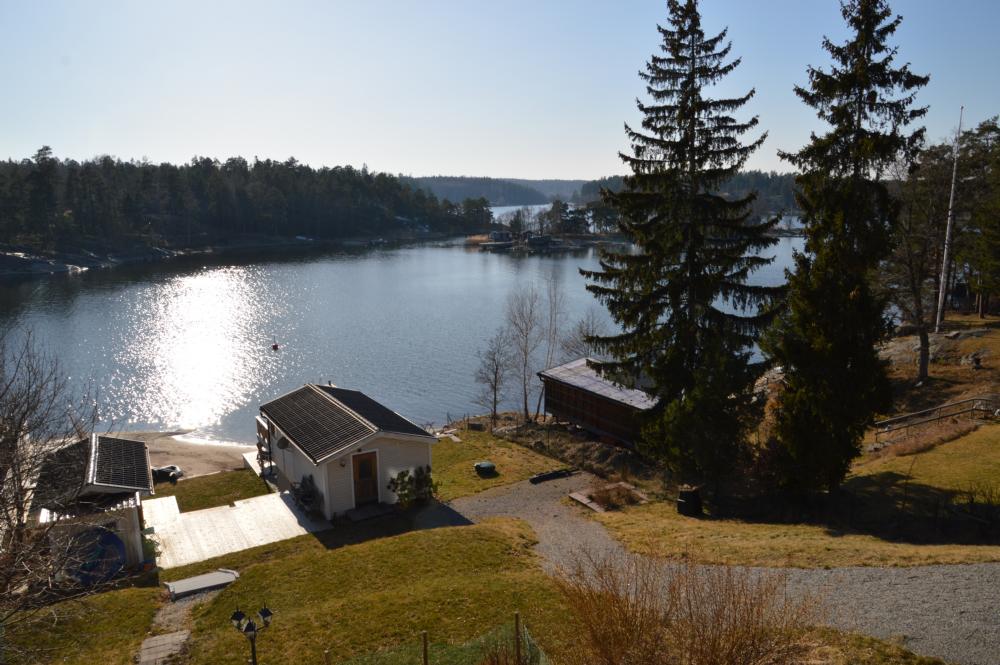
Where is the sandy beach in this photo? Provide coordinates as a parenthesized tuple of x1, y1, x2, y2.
(119, 431, 255, 478)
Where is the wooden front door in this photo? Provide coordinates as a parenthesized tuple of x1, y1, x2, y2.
(352, 452, 379, 506)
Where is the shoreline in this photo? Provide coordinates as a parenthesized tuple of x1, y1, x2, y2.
(121, 430, 254, 479)
(0, 232, 456, 281)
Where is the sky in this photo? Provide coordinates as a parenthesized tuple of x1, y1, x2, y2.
(0, 1, 997, 179)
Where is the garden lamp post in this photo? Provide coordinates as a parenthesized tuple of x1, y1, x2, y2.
(230, 604, 273, 665)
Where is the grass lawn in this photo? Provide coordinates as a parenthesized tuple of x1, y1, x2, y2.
(854, 423, 1000, 491)
(149, 468, 271, 512)
(432, 428, 561, 501)
(594, 501, 1000, 568)
(5, 587, 161, 665)
(595, 424, 1000, 568)
(807, 629, 947, 665)
(167, 518, 943, 665)
(11, 522, 944, 664)
(181, 518, 579, 665)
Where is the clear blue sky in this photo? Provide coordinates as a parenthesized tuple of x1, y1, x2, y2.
(1, 1, 996, 179)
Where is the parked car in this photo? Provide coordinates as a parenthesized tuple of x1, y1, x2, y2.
(152, 465, 184, 483)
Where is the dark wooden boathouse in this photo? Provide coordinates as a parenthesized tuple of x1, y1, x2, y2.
(538, 357, 656, 446)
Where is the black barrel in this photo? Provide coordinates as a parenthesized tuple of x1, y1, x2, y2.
(677, 486, 702, 517)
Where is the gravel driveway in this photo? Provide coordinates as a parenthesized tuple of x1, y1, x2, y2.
(449, 473, 1000, 665)
(451, 471, 620, 572)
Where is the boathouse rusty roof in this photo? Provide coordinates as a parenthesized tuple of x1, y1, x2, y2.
(538, 358, 657, 410)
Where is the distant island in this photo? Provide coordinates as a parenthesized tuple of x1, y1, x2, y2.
(407, 172, 800, 218)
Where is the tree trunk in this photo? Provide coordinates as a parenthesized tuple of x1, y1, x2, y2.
(522, 374, 530, 423)
(917, 325, 930, 382)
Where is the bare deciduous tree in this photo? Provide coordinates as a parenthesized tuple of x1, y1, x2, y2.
(533, 278, 566, 419)
(473, 327, 511, 430)
(882, 150, 952, 383)
(0, 333, 101, 662)
(505, 287, 542, 422)
(560, 308, 609, 362)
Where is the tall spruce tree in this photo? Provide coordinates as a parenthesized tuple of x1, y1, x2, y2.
(763, 0, 928, 491)
(582, 0, 779, 486)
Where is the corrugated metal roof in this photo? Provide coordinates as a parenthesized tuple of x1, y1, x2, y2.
(33, 435, 151, 513)
(260, 385, 433, 465)
(90, 435, 153, 493)
(538, 358, 657, 410)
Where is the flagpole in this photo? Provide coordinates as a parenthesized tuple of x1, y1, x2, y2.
(934, 105, 964, 333)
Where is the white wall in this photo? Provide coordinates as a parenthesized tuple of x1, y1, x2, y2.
(323, 435, 433, 517)
(119, 504, 143, 566)
(269, 421, 328, 512)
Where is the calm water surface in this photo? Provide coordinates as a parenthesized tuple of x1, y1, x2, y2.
(0, 238, 801, 443)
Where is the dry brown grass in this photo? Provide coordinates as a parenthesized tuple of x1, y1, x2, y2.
(432, 428, 559, 501)
(876, 418, 981, 458)
(589, 483, 642, 510)
(884, 314, 999, 415)
(596, 500, 1000, 567)
(554, 552, 818, 665)
(476, 639, 525, 665)
(855, 423, 1000, 491)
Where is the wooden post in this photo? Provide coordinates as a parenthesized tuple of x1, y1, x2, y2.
(422, 630, 429, 665)
(514, 611, 521, 665)
(323, 648, 331, 665)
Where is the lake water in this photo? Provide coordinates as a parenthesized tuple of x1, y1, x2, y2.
(0, 237, 801, 444)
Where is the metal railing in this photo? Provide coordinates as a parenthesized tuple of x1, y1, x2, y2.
(874, 394, 1000, 443)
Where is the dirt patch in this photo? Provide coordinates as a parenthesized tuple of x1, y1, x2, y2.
(119, 431, 253, 478)
(151, 589, 220, 635)
(497, 419, 650, 480)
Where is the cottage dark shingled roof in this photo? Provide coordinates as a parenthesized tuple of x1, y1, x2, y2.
(260, 385, 432, 464)
(316, 386, 431, 439)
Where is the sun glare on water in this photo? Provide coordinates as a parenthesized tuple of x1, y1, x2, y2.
(114, 266, 278, 432)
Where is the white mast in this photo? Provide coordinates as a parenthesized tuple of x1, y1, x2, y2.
(934, 105, 964, 333)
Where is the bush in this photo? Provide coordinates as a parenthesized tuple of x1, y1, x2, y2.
(554, 552, 818, 665)
(387, 465, 437, 509)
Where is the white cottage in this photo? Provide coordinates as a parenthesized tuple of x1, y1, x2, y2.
(258, 384, 436, 519)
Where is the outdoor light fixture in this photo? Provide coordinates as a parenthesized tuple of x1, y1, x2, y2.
(231, 603, 273, 665)
(258, 603, 273, 627)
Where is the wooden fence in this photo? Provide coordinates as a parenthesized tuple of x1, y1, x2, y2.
(323, 612, 548, 665)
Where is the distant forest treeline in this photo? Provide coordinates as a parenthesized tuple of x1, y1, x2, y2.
(409, 172, 799, 216)
(0, 147, 803, 254)
(403, 176, 551, 206)
(575, 171, 800, 215)
(0, 148, 492, 249)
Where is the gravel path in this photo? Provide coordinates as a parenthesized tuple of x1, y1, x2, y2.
(449, 473, 1000, 665)
(451, 472, 620, 572)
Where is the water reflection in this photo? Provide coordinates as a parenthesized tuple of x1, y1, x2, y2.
(109, 267, 275, 432)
